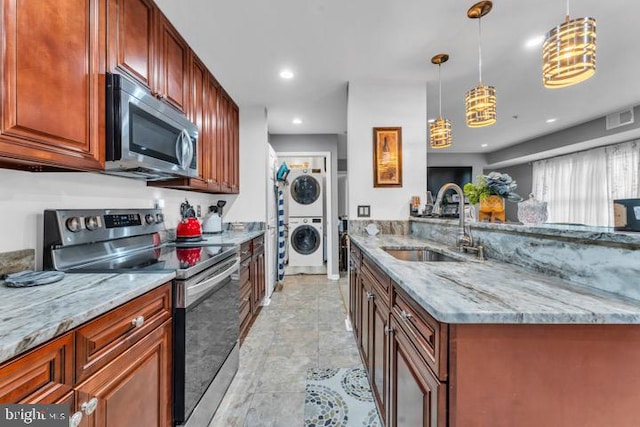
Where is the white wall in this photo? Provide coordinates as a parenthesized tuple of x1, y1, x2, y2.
(427, 153, 487, 183)
(347, 81, 427, 219)
(0, 106, 269, 266)
(0, 169, 218, 266)
(219, 106, 268, 222)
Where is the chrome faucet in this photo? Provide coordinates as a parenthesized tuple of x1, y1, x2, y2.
(432, 183, 473, 251)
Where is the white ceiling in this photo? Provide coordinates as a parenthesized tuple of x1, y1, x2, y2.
(155, 0, 640, 153)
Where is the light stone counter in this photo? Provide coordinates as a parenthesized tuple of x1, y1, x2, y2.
(0, 272, 175, 365)
(199, 230, 265, 246)
(349, 234, 640, 324)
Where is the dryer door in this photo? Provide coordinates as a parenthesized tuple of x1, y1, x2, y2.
(290, 175, 321, 205)
(291, 225, 321, 255)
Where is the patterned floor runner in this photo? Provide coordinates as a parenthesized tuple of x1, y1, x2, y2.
(304, 367, 382, 427)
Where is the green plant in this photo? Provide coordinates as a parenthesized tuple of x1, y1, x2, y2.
(463, 172, 522, 204)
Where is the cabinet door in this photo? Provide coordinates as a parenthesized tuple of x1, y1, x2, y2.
(0, 0, 103, 170)
(257, 250, 266, 302)
(205, 74, 221, 192)
(370, 294, 389, 424)
(156, 12, 189, 112)
(217, 94, 231, 192)
(358, 273, 372, 366)
(188, 54, 210, 188)
(107, 0, 155, 88)
(75, 321, 172, 427)
(230, 103, 240, 193)
(349, 259, 360, 340)
(389, 317, 446, 427)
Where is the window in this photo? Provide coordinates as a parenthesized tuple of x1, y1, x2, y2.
(532, 140, 640, 227)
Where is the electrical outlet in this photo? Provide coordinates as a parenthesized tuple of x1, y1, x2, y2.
(196, 205, 201, 217)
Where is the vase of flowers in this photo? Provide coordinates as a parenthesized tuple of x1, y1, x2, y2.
(463, 172, 522, 223)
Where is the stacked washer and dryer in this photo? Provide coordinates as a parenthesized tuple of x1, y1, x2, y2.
(287, 168, 325, 268)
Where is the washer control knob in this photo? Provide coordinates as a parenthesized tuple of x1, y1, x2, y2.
(66, 217, 83, 232)
(303, 218, 308, 223)
(85, 216, 100, 231)
(155, 213, 164, 223)
(145, 214, 155, 225)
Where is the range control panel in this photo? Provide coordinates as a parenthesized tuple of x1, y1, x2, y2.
(44, 208, 166, 247)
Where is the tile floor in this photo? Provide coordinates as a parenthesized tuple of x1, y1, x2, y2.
(209, 274, 362, 427)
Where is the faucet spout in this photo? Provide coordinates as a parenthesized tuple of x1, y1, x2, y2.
(433, 183, 472, 251)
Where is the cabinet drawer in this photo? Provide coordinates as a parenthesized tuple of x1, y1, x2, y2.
(392, 286, 448, 381)
(240, 241, 252, 261)
(362, 257, 391, 307)
(75, 283, 172, 384)
(0, 333, 73, 403)
(252, 235, 264, 253)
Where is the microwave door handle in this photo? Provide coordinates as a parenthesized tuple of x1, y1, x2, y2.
(175, 129, 191, 170)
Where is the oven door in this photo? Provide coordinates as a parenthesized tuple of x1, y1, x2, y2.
(105, 72, 198, 179)
(173, 256, 240, 426)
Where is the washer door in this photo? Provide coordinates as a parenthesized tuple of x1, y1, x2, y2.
(290, 175, 320, 205)
(291, 225, 320, 255)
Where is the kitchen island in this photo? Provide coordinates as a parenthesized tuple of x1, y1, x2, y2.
(349, 232, 640, 427)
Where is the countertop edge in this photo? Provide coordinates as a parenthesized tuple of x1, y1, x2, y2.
(349, 234, 640, 325)
(0, 272, 175, 366)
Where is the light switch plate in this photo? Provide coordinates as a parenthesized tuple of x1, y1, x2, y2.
(357, 205, 371, 217)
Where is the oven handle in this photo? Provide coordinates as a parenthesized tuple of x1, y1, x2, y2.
(185, 257, 240, 308)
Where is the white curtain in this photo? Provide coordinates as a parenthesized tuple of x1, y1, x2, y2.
(532, 140, 640, 227)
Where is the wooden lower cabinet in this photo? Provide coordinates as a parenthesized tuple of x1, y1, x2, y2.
(0, 283, 173, 427)
(389, 316, 445, 427)
(348, 256, 360, 340)
(369, 293, 389, 424)
(75, 320, 172, 427)
(239, 235, 266, 343)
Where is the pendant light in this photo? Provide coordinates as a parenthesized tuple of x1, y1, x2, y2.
(465, 1, 496, 128)
(429, 54, 452, 149)
(542, 0, 596, 88)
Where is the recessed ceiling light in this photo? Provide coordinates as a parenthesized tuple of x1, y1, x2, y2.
(525, 35, 545, 49)
(481, 143, 488, 148)
(292, 118, 302, 124)
(279, 69, 294, 79)
(546, 118, 557, 123)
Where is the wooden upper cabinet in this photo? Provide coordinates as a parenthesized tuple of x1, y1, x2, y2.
(206, 74, 221, 192)
(187, 54, 209, 188)
(106, 0, 155, 88)
(107, 0, 189, 113)
(156, 12, 189, 112)
(230, 102, 240, 193)
(0, 0, 103, 170)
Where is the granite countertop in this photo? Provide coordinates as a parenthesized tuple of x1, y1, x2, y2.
(349, 234, 640, 324)
(199, 229, 265, 246)
(411, 217, 640, 248)
(0, 272, 175, 365)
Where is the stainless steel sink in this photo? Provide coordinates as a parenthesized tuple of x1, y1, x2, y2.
(383, 248, 461, 262)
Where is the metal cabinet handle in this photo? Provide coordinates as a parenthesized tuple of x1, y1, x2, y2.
(366, 291, 374, 300)
(384, 326, 394, 335)
(81, 397, 99, 415)
(69, 411, 83, 427)
(131, 315, 145, 328)
(400, 310, 413, 321)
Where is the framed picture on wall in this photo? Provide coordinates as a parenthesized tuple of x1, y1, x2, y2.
(373, 127, 402, 187)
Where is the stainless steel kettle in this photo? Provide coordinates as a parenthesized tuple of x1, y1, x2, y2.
(202, 200, 226, 234)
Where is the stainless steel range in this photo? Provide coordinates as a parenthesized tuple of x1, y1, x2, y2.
(43, 208, 240, 427)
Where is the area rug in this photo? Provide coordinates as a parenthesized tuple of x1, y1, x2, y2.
(304, 367, 382, 427)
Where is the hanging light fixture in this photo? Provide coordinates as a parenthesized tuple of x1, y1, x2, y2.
(465, 1, 496, 128)
(429, 53, 452, 149)
(542, 0, 596, 88)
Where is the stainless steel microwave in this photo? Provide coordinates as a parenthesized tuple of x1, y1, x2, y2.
(105, 72, 198, 180)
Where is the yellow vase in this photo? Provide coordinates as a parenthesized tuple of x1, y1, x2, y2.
(478, 195, 505, 223)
